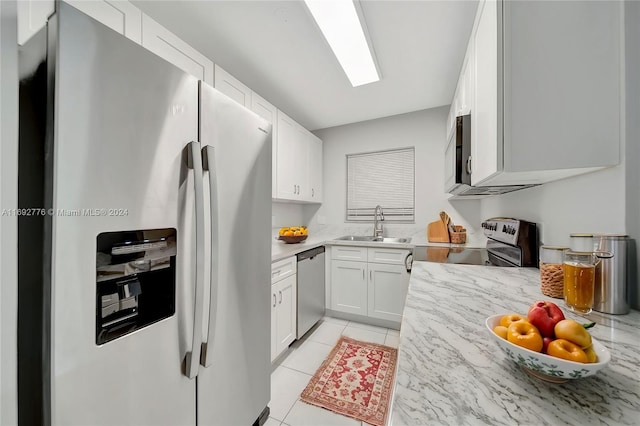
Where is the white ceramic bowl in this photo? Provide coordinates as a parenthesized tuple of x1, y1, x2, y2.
(486, 314, 611, 383)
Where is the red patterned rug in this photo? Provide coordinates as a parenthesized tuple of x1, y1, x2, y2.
(300, 336, 398, 426)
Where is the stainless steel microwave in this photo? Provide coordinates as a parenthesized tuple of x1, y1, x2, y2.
(447, 114, 535, 197)
(454, 115, 472, 188)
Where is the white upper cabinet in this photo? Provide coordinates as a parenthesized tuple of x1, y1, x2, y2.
(275, 110, 301, 200)
(471, 0, 499, 186)
(141, 14, 214, 85)
(467, 0, 622, 186)
(444, 130, 456, 192)
(18, 0, 141, 45)
(64, 0, 141, 43)
(274, 111, 322, 203)
(447, 32, 475, 142)
(214, 65, 251, 107)
(250, 93, 278, 198)
(305, 132, 323, 203)
(458, 42, 474, 116)
(17, 0, 54, 45)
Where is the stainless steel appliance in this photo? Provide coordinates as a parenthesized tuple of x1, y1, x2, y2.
(17, 4, 272, 425)
(296, 246, 325, 338)
(413, 217, 538, 267)
(446, 115, 536, 197)
(594, 235, 633, 314)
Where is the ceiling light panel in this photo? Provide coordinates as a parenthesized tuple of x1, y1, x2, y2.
(304, 0, 380, 87)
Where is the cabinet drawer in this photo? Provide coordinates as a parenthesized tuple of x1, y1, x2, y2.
(271, 256, 296, 284)
(367, 248, 411, 265)
(331, 246, 368, 262)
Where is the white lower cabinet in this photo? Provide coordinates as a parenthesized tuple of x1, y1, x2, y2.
(330, 260, 367, 315)
(367, 263, 409, 322)
(329, 246, 410, 323)
(271, 257, 297, 362)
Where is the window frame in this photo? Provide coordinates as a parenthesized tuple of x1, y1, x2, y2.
(345, 147, 415, 223)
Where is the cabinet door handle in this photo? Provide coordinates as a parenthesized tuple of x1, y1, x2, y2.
(466, 156, 472, 174)
(293, 184, 296, 194)
(362, 269, 365, 280)
(278, 290, 282, 304)
(312, 188, 314, 197)
(370, 270, 372, 281)
(273, 294, 276, 308)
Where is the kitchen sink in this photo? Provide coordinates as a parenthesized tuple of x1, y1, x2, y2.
(336, 235, 411, 244)
(336, 235, 376, 241)
(376, 237, 412, 243)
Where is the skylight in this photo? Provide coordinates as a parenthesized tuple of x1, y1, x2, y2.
(304, 0, 380, 87)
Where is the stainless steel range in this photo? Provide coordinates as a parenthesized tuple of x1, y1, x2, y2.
(413, 218, 538, 267)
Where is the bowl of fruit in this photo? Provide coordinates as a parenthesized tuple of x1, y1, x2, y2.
(486, 301, 610, 383)
(278, 226, 308, 244)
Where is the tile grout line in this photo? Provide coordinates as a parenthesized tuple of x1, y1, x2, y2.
(280, 397, 300, 426)
(277, 364, 313, 378)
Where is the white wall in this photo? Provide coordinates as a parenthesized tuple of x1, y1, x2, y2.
(271, 201, 305, 228)
(311, 107, 483, 238)
(1, 0, 19, 423)
(480, 165, 626, 247)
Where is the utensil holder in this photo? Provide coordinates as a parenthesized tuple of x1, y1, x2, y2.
(449, 226, 466, 244)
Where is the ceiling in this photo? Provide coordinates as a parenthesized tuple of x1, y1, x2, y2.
(132, 0, 479, 131)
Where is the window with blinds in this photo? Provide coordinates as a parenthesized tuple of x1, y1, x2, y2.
(346, 148, 415, 222)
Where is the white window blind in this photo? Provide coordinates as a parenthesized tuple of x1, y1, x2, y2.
(346, 148, 415, 222)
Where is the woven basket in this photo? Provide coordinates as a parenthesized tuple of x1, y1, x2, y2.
(449, 226, 467, 244)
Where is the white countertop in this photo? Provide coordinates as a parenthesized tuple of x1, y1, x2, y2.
(392, 262, 640, 425)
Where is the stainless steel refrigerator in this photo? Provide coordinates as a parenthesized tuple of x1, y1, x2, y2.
(18, 3, 272, 425)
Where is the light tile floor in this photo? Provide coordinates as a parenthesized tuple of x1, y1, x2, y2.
(267, 316, 400, 426)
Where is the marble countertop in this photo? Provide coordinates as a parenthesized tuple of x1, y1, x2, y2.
(271, 234, 331, 262)
(271, 227, 487, 262)
(392, 262, 640, 425)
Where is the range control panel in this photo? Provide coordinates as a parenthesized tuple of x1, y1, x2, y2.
(481, 217, 539, 267)
(481, 218, 523, 245)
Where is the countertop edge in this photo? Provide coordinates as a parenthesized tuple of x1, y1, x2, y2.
(271, 234, 487, 262)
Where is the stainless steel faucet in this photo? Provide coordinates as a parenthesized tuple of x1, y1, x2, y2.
(373, 205, 384, 239)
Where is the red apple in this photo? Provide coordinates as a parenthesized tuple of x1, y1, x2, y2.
(527, 301, 565, 338)
(542, 337, 553, 354)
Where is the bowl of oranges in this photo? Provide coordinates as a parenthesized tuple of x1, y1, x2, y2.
(278, 226, 308, 244)
(486, 301, 610, 383)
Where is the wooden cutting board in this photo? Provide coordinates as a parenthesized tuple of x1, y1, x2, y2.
(427, 218, 450, 243)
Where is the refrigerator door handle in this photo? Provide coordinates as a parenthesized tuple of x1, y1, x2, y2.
(184, 141, 206, 379)
(200, 144, 219, 368)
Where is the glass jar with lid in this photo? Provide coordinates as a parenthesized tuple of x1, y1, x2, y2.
(539, 246, 569, 298)
(570, 233, 595, 252)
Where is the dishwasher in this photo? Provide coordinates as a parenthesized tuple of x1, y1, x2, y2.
(296, 246, 325, 339)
